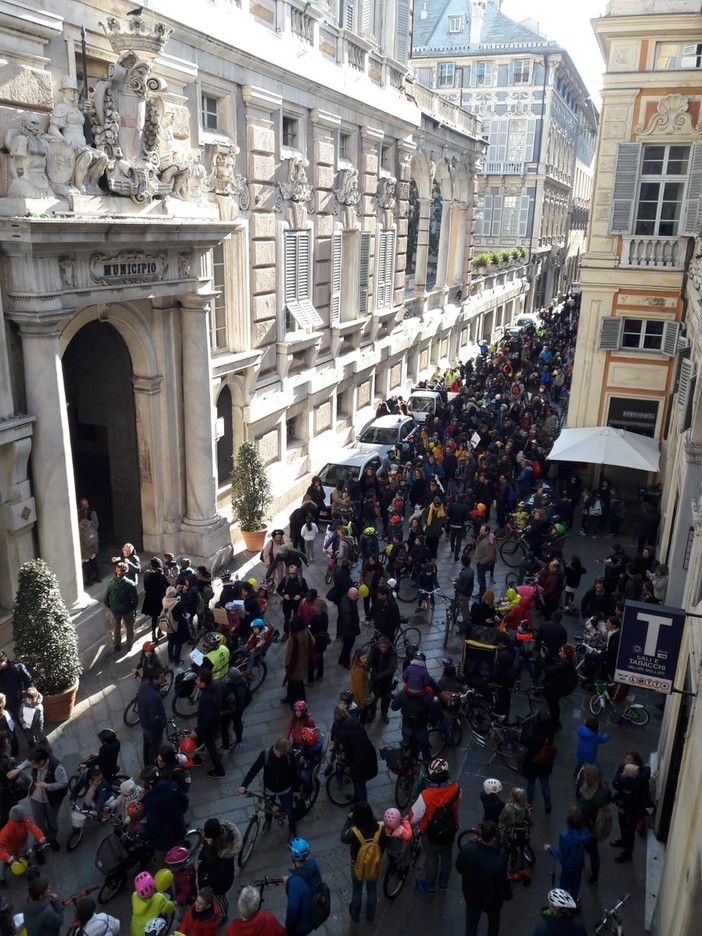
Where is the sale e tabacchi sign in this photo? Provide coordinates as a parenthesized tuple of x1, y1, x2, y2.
(615, 601, 686, 694)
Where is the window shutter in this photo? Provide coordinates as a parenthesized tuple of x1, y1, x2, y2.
(382, 230, 395, 307)
(609, 143, 641, 235)
(678, 358, 696, 411)
(681, 140, 702, 236)
(361, 0, 374, 36)
(598, 317, 623, 351)
(284, 231, 298, 303)
(359, 232, 371, 314)
(375, 232, 387, 309)
(417, 68, 433, 88)
(661, 321, 681, 357)
(343, 0, 355, 31)
(394, 0, 410, 63)
(491, 195, 503, 236)
(330, 232, 342, 326)
(480, 194, 493, 237)
(518, 194, 530, 237)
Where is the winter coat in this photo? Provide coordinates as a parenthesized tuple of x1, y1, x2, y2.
(23, 896, 63, 936)
(473, 533, 496, 567)
(285, 857, 323, 936)
(197, 682, 223, 733)
(81, 913, 121, 936)
(520, 721, 556, 781)
(548, 826, 590, 870)
(368, 595, 401, 643)
(143, 780, 188, 851)
(103, 574, 138, 616)
(0, 661, 32, 718)
(179, 901, 219, 936)
(367, 643, 398, 695)
(575, 724, 609, 765)
(612, 764, 650, 821)
(538, 568, 565, 602)
(350, 659, 370, 708)
(225, 910, 286, 936)
(455, 840, 512, 913)
(137, 680, 167, 735)
(130, 891, 175, 936)
(0, 816, 45, 862)
(577, 781, 612, 834)
(337, 595, 361, 640)
(141, 568, 169, 617)
(285, 628, 316, 682)
(331, 714, 378, 783)
(198, 821, 243, 894)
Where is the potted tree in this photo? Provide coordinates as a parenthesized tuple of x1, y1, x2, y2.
(12, 559, 82, 723)
(509, 248, 521, 264)
(471, 252, 491, 275)
(488, 251, 501, 268)
(231, 440, 272, 552)
(500, 250, 511, 267)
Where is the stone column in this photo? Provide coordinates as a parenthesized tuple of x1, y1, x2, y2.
(18, 318, 84, 609)
(414, 198, 431, 294)
(179, 292, 230, 562)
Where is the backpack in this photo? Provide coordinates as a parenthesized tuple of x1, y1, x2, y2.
(425, 787, 460, 845)
(351, 823, 383, 881)
(594, 803, 613, 842)
(158, 610, 178, 635)
(195, 590, 206, 618)
(307, 879, 331, 930)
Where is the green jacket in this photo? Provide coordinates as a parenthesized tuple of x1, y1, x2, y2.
(104, 575, 138, 615)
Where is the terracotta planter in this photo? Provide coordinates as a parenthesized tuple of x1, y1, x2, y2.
(42, 680, 79, 723)
(241, 527, 267, 553)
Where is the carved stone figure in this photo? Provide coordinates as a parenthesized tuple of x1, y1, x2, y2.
(6, 113, 53, 198)
(47, 77, 108, 194)
(208, 143, 250, 207)
(333, 166, 360, 229)
(158, 108, 192, 197)
(374, 175, 397, 227)
(276, 157, 314, 228)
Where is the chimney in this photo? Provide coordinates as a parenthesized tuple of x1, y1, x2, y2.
(470, 0, 487, 47)
(420, 0, 428, 19)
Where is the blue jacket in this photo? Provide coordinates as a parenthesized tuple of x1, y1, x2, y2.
(548, 826, 590, 870)
(285, 857, 322, 936)
(143, 780, 188, 851)
(576, 724, 609, 765)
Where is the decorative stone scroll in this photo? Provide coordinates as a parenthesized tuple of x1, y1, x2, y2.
(373, 175, 397, 228)
(333, 166, 360, 229)
(276, 156, 314, 228)
(636, 94, 702, 139)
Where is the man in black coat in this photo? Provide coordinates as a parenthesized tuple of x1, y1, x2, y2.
(367, 585, 401, 644)
(337, 587, 360, 669)
(239, 737, 299, 836)
(367, 636, 398, 724)
(0, 653, 33, 722)
(455, 820, 511, 936)
(581, 579, 616, 618)
(137, 667, 167, 767)
(192, 669, 225, 779)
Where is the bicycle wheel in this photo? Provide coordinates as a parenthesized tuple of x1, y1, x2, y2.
(325, 565, 334, 585)
(66, 826, 84, 852)
(499, 541, 524, 569)
(383, 856, 409, 899)
(395, 771, 413, 810)
(428, 728, 446, 758)
(467, 704, 492, 735)
(589, 694, 606, 716)
(237, 816, 260, 869)
(523, 842, 536, 866)
(307, 776, 321, 809)
(248, 659, 268, 693)
(122, 697, 140, 727)
(161, 669, 175, 695)
(326, 768, 355, 807)
(624, 705, 650, 726)
(395, 626, 421, 653)
(396, 577, 418, 604)
(172, 688, 200, 719)
(98, 871, 126, 904)
(449, 717, 463, 749)
(184, 828, 203, 858)
(504, 572, 519, 590)
(496, 737, 523, 772)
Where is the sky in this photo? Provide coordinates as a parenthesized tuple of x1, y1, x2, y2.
(500, 0, 608, 105)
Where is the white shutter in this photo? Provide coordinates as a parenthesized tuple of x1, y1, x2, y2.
(525, 119, 536, 162)
(491, 195, 503, 237)
(609, 143, 641, 235)
(284, 231, 298, 303)
(343, 0, 355, 31)
(394, 0, 410, 63)
(330, 231, 342, 326)
(681, 141, 702, 236)
(385, 230, 395, 307)
(598, 317, 623, 351)
(361, 0, 374, 36)
(480, 194, 492, 237)
(678, 358, 696, 408)
(359, 232, 371, 315)
(661, 321, 681, 357)
(518, 194, 530, 237)
(375, 232, 387, 309)
(284, 230, 323, 330)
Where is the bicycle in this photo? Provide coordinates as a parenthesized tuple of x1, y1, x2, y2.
(382, 825, 422, 899)
(166, 718, 207, 766)
(123, 668, 175, 726)
(589, 682, 649, 725)
(64, 883, 102, 935)
(442, 592, 462, 649)
(595, 893, 631, 935)
(470, 719, 525, 771)
(237, 791, 294, 869)
(171, 668, 201, 718)
(94, 816, 154, 903)
(325, 745, 355, 807)
(380, 743, 420, 810)
(360, 621, 421, 657)
(440, 689, 493, 746)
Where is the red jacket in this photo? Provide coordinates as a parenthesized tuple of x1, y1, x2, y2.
(409, 781, 461, 834)
(179, 901, 220, 936)
(0, 817, 45, 862)
(225, 910, 286, 936)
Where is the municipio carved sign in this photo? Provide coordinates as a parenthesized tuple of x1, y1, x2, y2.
(90, 250, 168, 285)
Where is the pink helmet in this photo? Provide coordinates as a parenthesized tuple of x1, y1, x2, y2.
(293, 700, 308, 713)
(165, 846, 190, 865)
(383, 807, 402, 831)
(134, 871, 156, 899)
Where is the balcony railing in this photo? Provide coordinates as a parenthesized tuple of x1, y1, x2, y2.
(545, 164, 572, 185)
(620, 235, 687, 271)
(484, 161, 525, 175)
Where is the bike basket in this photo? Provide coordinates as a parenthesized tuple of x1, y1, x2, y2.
(594, 681, 606, 695)
(72, 811, 88, 830)
(95, 834, 129, 875)
(379, 745, 410, 775)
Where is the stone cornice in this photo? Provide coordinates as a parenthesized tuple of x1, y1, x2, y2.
(311, 109, 342, 130)
(242, 85, 284, 112)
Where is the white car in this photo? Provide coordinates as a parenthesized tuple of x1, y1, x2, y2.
(353, 414, 419, 457)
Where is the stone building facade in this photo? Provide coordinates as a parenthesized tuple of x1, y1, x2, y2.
(410, 0, 598, 310)
(0, 0, 490, 623)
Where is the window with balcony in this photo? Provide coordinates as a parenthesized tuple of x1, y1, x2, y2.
(438, 63, 455, 88)
(448, 15, 463, 34)
(501, 194, 531, 237)
(655, 41, 702, 70)
(201, 94, 219, 131)
(283, 230, 323, 332)
(512, 59, 531, 84)
(610, 141, 702, 239)
(597, 316, 680, 355)
(485, 118, 536, 173)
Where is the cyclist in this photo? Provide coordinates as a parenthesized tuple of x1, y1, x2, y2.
(0, 804, 46, 884)
(131, 871, 175, 936)
(68, 765, 112, 815)
(531, 889, 586, 935)
(80, 727, 121, 783)
(241, 619, 274, 672)
(198, 633, 230, 682)
(410, 758, 460, 895)
(296, 727, 323, 793)
(285, 701, 316, 746)
(285, 838, 323, 936)
(133, 641, 164, 682)
(238, 738, 300, 838)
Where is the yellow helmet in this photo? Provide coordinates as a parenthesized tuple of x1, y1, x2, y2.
(11, 856, 28, 876)
(247, 577, 257, 588)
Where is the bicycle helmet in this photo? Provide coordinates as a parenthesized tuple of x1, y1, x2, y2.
(127, 802, 144, 822)
(10, 857, 28, 876)
(98, 728, 117, 743)
(413, 650, 426, 662)
(293, 700, 309, 713)
(165, 845, 190, 865)
(179, 737, 196, 755)
(140, 766, 161, 788)
(142, 641, 156, 653)
(134, 871, 156, 899)
(482, 778, 503, 795)
(119, 778, 136, 796)
(477, 503, 487, 512)
(427, 758, 449, 783)
(144, 920, 169, 936)
(547, 889, 577, 911)
(220, 569, 232, 581)
(247, 577, 258, 588)
(202, 632, 221, 651)
(251, 618, 266, 631)
(363, 527, 376, 536)
(289, 838, 310, 861)
(383, 808, 402, 831)
(300, 727, 318, 746)
(553, 523, 565, 535)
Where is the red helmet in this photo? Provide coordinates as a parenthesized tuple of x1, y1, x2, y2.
(300, 727, 318, 746)
(127, 801, 144, 822)
(178, 737, 196, 755)
(142, 641, 156, 653)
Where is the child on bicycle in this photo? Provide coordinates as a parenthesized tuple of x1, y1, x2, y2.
(498, 787, 532, 846)
(164, 845, 197, 919)
(296, 727, 323, 793)
(0, 804, 46, 884)
(481, 778, 505, 824)
(415, 561, 439, 610)
(104, 778, 144, 826)
(133, 642, 164, 682)
(383, 806, 412, 854)
(82, 728, 121, 782)
(242, 619, 274, 672)
(69, 766, 113, 816)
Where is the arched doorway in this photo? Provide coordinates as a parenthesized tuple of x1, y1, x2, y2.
(62, 321, 143, 550)
(216, 385, 233, 489)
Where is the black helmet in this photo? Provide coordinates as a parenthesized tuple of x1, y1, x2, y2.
(413, 650, 426, 662)
(98, 728, 117, 744)
(140, 766, 161, 788)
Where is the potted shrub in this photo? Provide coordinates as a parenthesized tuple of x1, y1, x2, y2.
(488, 251, 501, 267)
(12, 559, 82, 723)
(231, 440, 272, 552)
(519, 246, 528, 260)
(472, 252, 491, 274)
(509, 248, 521, 264)
(500, 250, 511, 266)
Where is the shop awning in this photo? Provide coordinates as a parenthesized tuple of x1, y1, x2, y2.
(547, 426, 660, 472)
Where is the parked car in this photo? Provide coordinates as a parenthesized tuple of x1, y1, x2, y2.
(353, 414, 419, 457)
(315, 449, 383, 524)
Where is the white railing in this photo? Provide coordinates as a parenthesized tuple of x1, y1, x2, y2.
(620, 235, 688, 271)
(484, 161, 525, 175)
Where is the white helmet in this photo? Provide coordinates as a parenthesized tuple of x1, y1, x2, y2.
(547, 889, 577, 911)
(119, 779, 136, 796)
(482, 778, 503, 795)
